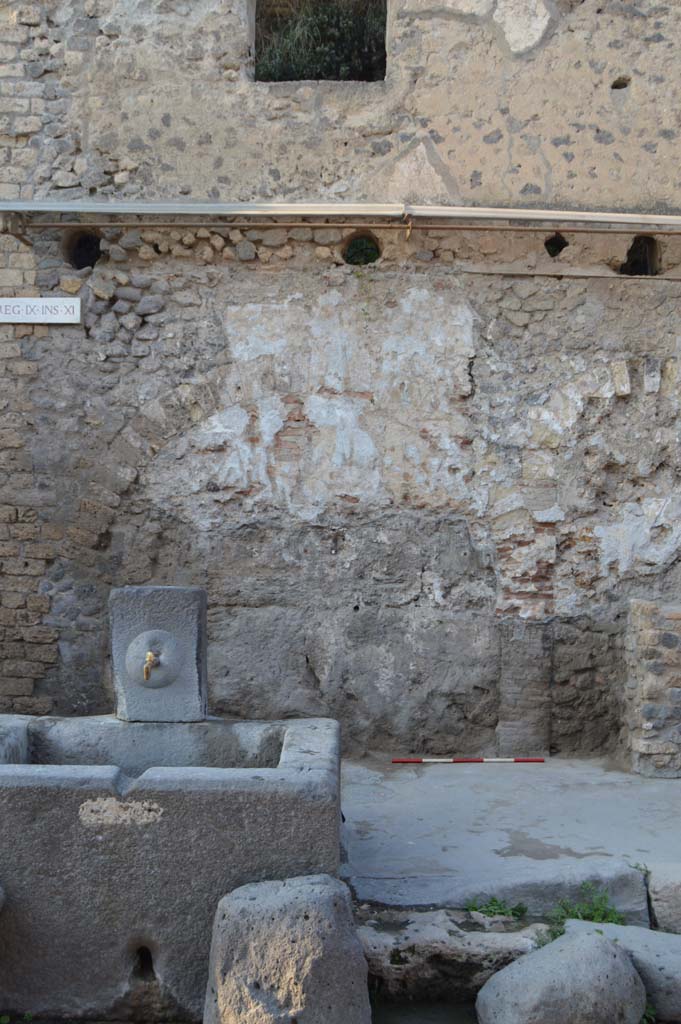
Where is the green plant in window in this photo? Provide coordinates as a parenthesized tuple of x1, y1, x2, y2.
(256, 0, 387, 83)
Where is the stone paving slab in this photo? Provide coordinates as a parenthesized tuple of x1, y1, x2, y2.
(341, 757, 680, 920)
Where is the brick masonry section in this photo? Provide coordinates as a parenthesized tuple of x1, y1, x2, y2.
(626, 600, 681, 778)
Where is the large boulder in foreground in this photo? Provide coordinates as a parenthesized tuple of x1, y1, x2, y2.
(203, 874, 371, 1024)
(476, 931, 645, 1024)
(566, 919, 681, 1022)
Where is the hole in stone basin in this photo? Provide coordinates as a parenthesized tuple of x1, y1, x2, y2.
(619, 235, 660, 276)
(611, 75, 631, 90)
(132, 945, 156, 982)
(343, 231, 381, 266)
(63, 229, 102, 269)
(544, 232, 569, 258)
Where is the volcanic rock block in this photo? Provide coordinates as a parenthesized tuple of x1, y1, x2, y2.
(648, 863, 681, 933)
(204, 874, 371, 1024)
(358, 907, 548, 999)
(565, 919, 681, 1023)
(475, 931, 645, 1024)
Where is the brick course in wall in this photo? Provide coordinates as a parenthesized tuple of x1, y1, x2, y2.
(0, 231, 58, 714)
(625, 600, 681, 778)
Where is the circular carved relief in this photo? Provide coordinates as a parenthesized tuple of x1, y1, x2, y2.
(125, 629, 182, 689)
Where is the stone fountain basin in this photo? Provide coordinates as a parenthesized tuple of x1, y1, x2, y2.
(0, 714, 340, 1021)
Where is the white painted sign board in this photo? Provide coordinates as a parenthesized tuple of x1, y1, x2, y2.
(0, 297, 81, 324)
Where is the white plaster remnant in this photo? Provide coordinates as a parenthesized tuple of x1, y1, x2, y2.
(303, 394, 382, 511)
(528, 387, 584, 448)
(384, 142, 457, 204)
(493, 0, 551, 54)
(595, 494, 681, 577)
(611, 360, 631, 397)
(144, 285, 479, 523)
(79, 797, 164, 827)
(227, 302, 292, 359)
(533, 505, 565, 523)
(400, 0, 494, 15)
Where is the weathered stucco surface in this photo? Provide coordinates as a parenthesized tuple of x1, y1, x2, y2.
(2, 0, 681, 757)
(2, 0, 681, 210)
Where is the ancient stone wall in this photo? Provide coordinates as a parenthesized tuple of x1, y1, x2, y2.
(2, 0, 681, 755)
(1, 0, 681, 210)
(0, 218, 679, 755)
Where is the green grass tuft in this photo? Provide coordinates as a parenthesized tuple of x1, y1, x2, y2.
(546, 882, 625, 940)
(466, 896, 528, 920)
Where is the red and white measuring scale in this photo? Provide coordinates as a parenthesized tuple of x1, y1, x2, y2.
(392, 757, 545, 764)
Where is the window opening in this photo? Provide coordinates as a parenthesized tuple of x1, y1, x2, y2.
(255, 0, 387, 83)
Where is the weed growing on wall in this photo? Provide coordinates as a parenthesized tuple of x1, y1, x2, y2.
(255, 0, 387, 82)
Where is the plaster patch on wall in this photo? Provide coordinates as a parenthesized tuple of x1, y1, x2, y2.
(384, 142, 460, 204)
(227, 302, 294, 360)
(528, 386, 584, 448)
(493, 0, 551, 54)
(594, 494, 681, 578)
(303, 393, 382, 511)
(79, 797, 164, 827)
(154, 397, 286, 512)
(142, 284, 480, 523)
(399, 0, 494, 16)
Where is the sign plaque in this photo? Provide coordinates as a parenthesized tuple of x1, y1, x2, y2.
(0, 297, 81, 324)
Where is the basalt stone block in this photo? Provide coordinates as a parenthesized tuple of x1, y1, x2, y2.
(565, 920, 681, 1022)
(204, 874, 371, 1024)
(476, 931, 645, 1024)
(109, 586, 207, 722)
(358, 907, 548, 1000)
(648, 863, 681, 933)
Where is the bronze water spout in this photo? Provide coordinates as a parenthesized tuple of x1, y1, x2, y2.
(143, 650, 160, 682)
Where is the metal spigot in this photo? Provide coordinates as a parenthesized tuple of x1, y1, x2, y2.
(143, 650, 160, 682)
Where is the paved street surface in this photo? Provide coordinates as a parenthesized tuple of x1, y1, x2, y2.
(342, 757, 677, 908)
